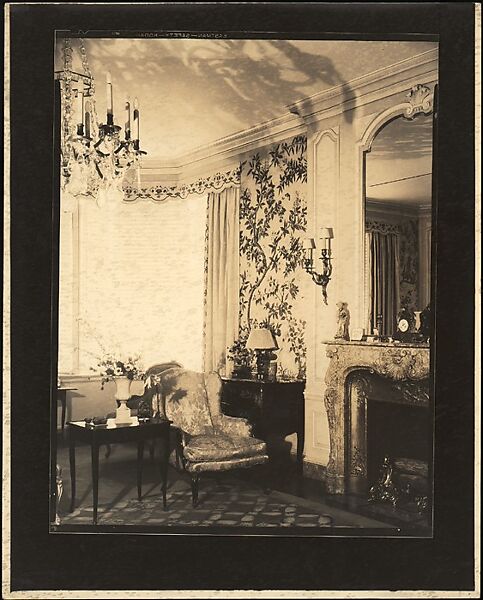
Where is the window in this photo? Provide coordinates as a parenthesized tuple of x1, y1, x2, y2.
(58, 193, 207, 375)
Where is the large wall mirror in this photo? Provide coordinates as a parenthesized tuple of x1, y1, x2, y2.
(364, 109, 433, 337)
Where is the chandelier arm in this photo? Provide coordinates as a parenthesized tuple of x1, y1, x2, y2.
(79, 38, 100, 134)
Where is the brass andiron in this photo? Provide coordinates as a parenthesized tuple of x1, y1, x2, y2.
(368, 456, 399, 508)
(369, 455, 429, 515)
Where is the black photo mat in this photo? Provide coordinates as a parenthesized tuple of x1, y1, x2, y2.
(7, 2, 476, 594)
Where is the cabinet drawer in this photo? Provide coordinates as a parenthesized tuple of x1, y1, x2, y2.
(221, 400, 259, 421)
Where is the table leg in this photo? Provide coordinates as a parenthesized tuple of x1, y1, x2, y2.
(69, 433, 76, 512)
(56, 465, 63, 525)
(296, 423, 305, 474)
(137, 440, 144, 501)
(91, 440, 99, 525)
(160, 429, 170, 510)
(296, 419, 305, 497)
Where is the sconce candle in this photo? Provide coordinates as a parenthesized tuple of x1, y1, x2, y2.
(106, 72, 113, 115)
(319, 227, 334, 250)
(303, 237, 315, 262)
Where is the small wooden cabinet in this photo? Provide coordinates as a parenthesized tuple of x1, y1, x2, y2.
(220, 378, 305, 471)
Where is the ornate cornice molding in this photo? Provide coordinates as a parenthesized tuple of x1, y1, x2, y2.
(137, 49, 438, 179)
(289, 49, 437, 123)
(122, 164, 242, 203)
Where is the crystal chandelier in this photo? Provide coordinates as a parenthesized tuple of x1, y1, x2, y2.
(56, 38, 146, 204)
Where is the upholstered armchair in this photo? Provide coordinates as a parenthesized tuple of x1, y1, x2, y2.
(154, 366, 269, 507)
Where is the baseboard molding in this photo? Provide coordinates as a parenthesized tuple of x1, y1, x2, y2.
(303, 460, 327, 482)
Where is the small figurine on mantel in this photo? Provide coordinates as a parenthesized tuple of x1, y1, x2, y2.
(335, 301, 350, 341)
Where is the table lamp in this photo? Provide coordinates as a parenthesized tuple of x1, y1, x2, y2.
(246, 328, 278, 380)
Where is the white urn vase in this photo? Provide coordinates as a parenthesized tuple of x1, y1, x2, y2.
(114, 376, 132, 425)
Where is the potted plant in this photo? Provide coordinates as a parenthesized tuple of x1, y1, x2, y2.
(226, 336, 253, 379)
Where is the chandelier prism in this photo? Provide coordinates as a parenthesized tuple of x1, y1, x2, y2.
(56, 37, 146, 202)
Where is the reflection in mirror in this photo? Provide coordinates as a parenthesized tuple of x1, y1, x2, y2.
(364, 112, 433, 337)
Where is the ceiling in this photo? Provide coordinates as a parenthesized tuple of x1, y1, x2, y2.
(57, 38, 437, 161)
(365, 113, 433, 208)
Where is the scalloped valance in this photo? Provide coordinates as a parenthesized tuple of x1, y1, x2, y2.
(366, 220, 400, 235)
(122, 165, 242, 203)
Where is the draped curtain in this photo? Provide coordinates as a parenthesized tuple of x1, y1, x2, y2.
(366, 229, 400, 336)
(204, 187, 240, 373)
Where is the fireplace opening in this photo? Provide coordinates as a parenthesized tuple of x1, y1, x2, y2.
(366, 399, 431, 490)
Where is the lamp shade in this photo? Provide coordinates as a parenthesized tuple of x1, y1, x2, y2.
(246, 328, 278, 350)
(303, 237, 316, 249)
(319, 227, 334, 240)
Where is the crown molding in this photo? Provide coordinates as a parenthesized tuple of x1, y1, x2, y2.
(288, 48, 438, 121)
(366, 199, 431, 219)
(139, 48, 438, 180)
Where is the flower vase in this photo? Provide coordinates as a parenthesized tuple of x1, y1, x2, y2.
(114, 377, 132, 425)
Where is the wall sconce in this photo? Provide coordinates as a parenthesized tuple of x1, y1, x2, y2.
(302, 227, 334, 304)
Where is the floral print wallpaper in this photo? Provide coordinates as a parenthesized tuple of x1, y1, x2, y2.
(238, 135, 308, 379)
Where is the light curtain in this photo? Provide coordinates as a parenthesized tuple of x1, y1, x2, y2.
(204, 186, 240, 373)
(367, 230, 400, 336)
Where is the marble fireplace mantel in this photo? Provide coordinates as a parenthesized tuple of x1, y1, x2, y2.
(323, 340, 430, 495)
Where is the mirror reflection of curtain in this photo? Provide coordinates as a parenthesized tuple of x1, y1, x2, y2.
(204, 186, 240, 373)
(366, 228, 400, 336)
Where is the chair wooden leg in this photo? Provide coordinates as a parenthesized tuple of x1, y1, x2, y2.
(149, 439, 155, 461)
(175, 431, 186, 472)
(191, 474, 199, 507)
(104, 444, 111, 459)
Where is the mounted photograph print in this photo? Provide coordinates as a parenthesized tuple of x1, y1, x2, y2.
(51, 33, 438, 537)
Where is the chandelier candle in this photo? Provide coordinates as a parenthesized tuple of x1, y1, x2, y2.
(84, 100, 91, 139)
(125, 101, 131, 139)
(133, 97, 140, 141)
(77, 83, 84, 128)
(106, 71, 113, 124)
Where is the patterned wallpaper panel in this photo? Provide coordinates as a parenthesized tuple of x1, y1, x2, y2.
(238, 135, 308, 379)
(398, 218, 419, 310)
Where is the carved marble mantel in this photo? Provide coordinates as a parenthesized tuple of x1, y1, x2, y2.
(323, 340, 430, 495)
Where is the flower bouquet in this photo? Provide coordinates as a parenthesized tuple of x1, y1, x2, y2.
(91, 354, 145, 425)
(92, 354, 144, 390)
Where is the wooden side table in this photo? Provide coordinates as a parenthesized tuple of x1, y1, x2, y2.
(220, 377, 306, 472)
(68, 417, 171, 525)
(57, 387, 77, 430)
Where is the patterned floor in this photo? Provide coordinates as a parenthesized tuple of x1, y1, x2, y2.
(61, 478, 333, 528)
